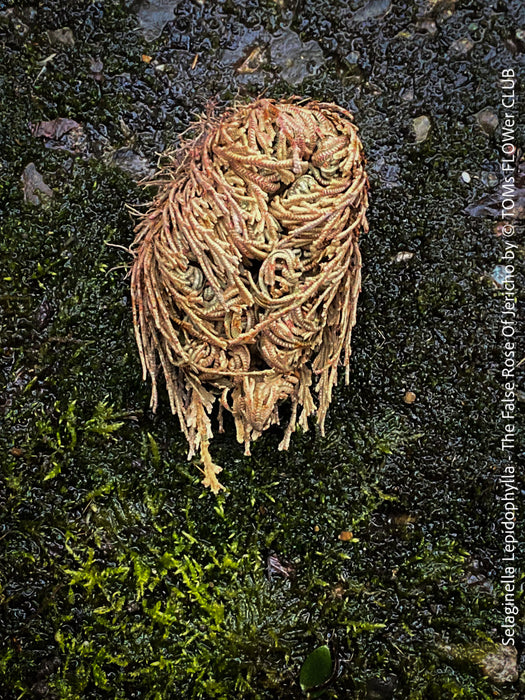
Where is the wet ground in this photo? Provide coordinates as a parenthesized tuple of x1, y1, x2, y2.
(0, 0, 524, 697)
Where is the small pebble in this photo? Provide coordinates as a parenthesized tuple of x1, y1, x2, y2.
(413, 115, 431, 143)
(450, 37, 473, 54)
(109, 148, 155, 181)
(491, 265, 510, 286)
(404, 391, 416, 404)
(417, 19, 437, 33)
(393, 251, 414, 263)
(476, 108, 498, 135)
(461, 171, 471, 183)
(353, 0, 392, 23)
(47, 27, 75, 46)
(481, 171, 498, 188)
(22, 163, 54, 206)
(344, 51, 360, 67)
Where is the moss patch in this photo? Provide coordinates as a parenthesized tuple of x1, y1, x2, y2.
(0, 0, 523, 697)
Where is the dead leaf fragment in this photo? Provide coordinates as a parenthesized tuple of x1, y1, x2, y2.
(465, 167, 525, 220)
(332, 583, 346, 598)
(237, 45, 266, 74)
(30, 118, 81, 140)
(266, 552, 294, 579)
(30, 118, 86, 154)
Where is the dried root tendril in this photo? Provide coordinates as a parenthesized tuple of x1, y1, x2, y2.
(131, 98, 369, 493)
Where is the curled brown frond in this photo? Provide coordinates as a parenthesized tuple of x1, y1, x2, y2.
(131, 98, 369, 493)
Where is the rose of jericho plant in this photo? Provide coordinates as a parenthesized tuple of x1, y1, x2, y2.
(131, 98, 369, 493)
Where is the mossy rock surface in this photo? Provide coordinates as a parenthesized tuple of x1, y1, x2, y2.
(0, 0, 523, 698)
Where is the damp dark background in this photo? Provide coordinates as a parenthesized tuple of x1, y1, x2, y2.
(0, 0, 524, 698)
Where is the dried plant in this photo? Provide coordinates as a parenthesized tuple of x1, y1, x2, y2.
(131, 98, 369, 492)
